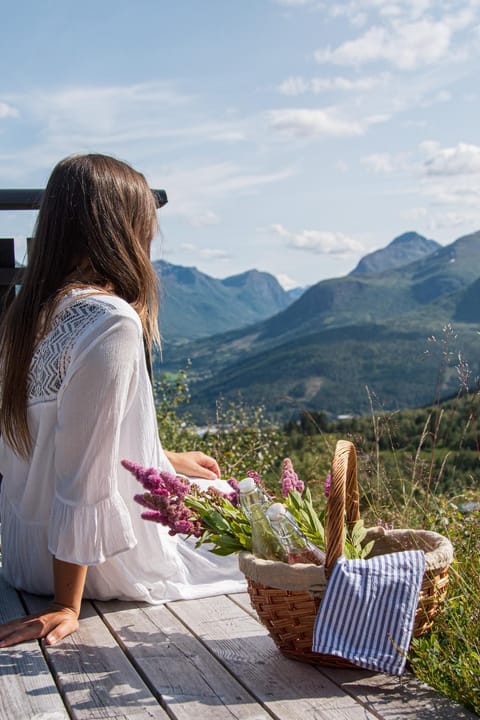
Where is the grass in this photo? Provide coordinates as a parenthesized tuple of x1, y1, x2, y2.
(409, 502, 480, 715)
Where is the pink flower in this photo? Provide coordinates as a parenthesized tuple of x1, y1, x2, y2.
(227, 477, 239, 491)
(280, 457, 304, 497)
(324, 473, 331, 498)
(247, 469, 262, 484)
(226, 477, 240, 506)
(123, 459, 203, 537)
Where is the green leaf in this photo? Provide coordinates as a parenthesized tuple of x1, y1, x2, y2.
(350, 519, 367, 546)
(361, 540, 375, 558)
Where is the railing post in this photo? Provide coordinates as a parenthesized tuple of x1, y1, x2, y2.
(0, 238, 17, 311)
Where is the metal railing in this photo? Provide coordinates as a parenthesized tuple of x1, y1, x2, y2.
(0, 188, 167, 211)
(0, 188, 168, 308)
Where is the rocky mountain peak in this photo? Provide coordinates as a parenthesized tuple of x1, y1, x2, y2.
(351, 231, 440, 276)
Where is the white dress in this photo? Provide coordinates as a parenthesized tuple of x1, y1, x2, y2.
(0, 290, 246, 602)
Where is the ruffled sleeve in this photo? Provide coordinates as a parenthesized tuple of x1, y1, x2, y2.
(48, 308, 140, 565)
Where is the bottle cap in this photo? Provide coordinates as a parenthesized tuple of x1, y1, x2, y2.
(238, 477, 256, 493)
(266, 503, 287, 522)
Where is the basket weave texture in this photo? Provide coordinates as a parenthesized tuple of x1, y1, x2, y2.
(239, 440, 453, 667)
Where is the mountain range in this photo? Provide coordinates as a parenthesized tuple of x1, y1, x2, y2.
(154, 260, 297, 341)
(155, 230, 480, 422)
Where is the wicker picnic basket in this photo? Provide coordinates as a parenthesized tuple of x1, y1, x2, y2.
(239, 439, 454, 667)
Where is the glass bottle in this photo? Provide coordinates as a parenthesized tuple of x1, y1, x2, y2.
(266, 502, 326, 565)
(238, 477, 282, 560)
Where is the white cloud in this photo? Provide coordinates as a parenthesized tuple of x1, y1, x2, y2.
(278, 73, 389, 95)
(403, 206, 428, 221)
(362, 153, 395, 173)
(266, 108, 365, 137)
(271, 223, 364, 255)
(311, 74, 388, 92)
(314, 20, 453, 70)
(277, 76, 310, 96)
(433, 211, 475, 229)
(3, 83, 245, 155)
(272, 0, 315, 5)
(361, 151, 410, 173)
(197, 247, 232, 260)
(174, 243, 231, 262)
(155, 162, 294, 229)
(0, 102, 19, 119)
(424, 143, 480, 176)
(419, 140, 441, 156)
(378, 1, 433, 19)
(187, 211, 220, 227)
(155, 160, 294, 202)
(276, 273, 301, 290)
(365, 112, 391, 125)
(336, 159, 349, 173)
(421, 180, 480, 208)
(420, 89, 452, 107)
(328, 1, 462, 26)
(0, 83, 249, 185)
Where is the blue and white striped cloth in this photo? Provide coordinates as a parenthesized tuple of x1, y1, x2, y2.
(312, 550, 426, 675)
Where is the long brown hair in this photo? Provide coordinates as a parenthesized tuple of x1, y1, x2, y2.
(0, 153, 160, 458)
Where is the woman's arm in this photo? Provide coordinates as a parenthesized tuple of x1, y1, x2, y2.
(51, 557, 88, 618)
(0, 557, 87, 648)
(165, 450, 221, 480)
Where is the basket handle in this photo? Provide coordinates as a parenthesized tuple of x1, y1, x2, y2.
(324, 440, 361, 576)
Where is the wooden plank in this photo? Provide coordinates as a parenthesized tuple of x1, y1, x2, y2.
(22, 593, 168, 720)
(229, 592, 475, 719)
(227, 593, 258, 619)
(95, 599, 271, 720)
(167, 594, 377, 720)
(0, 571, 69, 720)
(322, 666, 478, 720)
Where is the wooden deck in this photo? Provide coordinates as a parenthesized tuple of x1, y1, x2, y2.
(0, 570, 476, 720)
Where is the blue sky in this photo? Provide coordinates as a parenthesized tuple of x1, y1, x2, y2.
(1, 0, 480, 289)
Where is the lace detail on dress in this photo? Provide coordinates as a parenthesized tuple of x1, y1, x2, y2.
(28, 298, 115, 401)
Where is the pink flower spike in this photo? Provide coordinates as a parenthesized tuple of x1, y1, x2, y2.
(247, 470, 261, 484)
(324, 473, 331, 498)
(281, 457, 303, 497)
(141, 510, 164, 523)
(227, 477, 239, 491)
(295, 478, 305, 494)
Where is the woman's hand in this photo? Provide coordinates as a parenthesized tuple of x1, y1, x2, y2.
(165, 450, 221, 480)
(0, 604, 79, 648)
(0, 556, 88, 648)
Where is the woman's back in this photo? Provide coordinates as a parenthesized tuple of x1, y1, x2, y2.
(0, 153, 244, 650)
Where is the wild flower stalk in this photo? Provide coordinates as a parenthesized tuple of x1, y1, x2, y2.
(122, 458, 251, 554)
(280, 457, 305, 497)
(122, 459, 204, 537)
(324, 473, 331, 498)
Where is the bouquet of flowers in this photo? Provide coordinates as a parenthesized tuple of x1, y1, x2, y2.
(121, 457, 373, 560)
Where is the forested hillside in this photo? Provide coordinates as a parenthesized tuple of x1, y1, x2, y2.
(158, 230, 480, 422)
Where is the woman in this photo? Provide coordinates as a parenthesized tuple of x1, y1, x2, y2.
(0, 153, 245, 648)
